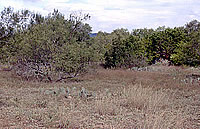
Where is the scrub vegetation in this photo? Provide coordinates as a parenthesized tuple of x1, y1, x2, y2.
(0, 7, 200, 128)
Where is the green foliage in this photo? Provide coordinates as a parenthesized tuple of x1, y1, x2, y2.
(92, 31, 111, 62)
(55, 42, 92, 77)
(104, 28, 148, 68)
(1, 6, 200, 75)
(0, 7, 44, 62)
(104, 29, 129, 68)
(171, 20, 200, 66)
(103, 24, 200, 68)
(145, 26, 187, 64)
(123, 35, 148, 68)
(0, 8, 94, 80)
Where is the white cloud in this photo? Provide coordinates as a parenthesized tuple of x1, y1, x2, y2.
(0, 0, 24, 10)
(0, 0, 200, 32)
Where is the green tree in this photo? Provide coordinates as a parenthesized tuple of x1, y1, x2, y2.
(92, 31, 113, 63)
(0, 7, 44, 62)
(171, 20, 200, 66)
(104, 28, 130, 68)
(145, 26, 187, 64)
(104, 28, 148, 68)
(1, 8, 94, 81)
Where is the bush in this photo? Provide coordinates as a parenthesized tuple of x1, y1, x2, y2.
(1, 8, 95, 81)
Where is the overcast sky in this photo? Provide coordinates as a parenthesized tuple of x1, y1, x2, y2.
(0, 0, 199, 32)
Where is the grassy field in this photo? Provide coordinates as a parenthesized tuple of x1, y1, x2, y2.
(0, 65, 199, 128)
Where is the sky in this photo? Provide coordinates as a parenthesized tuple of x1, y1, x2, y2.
(0, 0, 199, 32)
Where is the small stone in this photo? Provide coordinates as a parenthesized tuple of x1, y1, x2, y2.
(67, 96, 72, 99)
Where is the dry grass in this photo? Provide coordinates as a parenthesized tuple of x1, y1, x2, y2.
(0, 66, 199, 128)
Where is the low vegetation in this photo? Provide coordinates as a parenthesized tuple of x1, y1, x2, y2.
(0, 66, 200, 128)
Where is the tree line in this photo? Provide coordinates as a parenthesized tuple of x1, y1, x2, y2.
(95, 21, 200, 68)
(0, 7, 200, 81)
